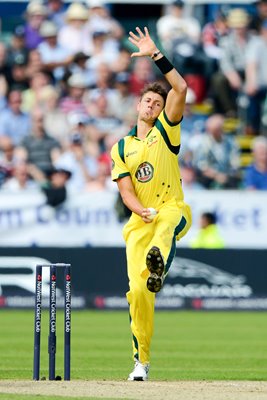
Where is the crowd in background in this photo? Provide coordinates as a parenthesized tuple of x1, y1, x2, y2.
(0, 0, 266, 205)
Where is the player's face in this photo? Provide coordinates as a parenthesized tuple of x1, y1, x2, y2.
(137, 91, 165, 123)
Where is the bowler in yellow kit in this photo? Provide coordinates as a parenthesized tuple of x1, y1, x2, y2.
(111, 27, 192, 381)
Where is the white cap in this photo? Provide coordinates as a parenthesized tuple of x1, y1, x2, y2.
(40, 21, 58, 37)
(65, 2, 89, 21)
(26, 1, 47, 16)
(87, 0, 105, 8)
(67, 73, 87, 88)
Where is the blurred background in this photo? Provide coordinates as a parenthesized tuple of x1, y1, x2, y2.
(0, 0, 266, 311)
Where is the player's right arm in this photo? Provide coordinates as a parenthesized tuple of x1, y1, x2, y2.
(129, 26, 187, 123)
(111, 141, 153, 223)
(117, 177, 153, 223)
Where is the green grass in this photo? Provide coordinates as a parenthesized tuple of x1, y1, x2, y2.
(0, 396, 121, 400)
(0, 310, 267, 381)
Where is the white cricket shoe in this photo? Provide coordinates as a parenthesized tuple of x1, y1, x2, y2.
(128, 361, 149, 381)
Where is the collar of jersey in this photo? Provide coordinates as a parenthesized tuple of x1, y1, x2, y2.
(127, 125, 153, 140)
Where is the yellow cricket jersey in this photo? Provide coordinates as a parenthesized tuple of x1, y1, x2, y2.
(111, 109, 184, 209)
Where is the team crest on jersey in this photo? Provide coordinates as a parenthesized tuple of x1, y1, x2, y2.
(135, 162, 154, 182)
(147, 134, 158, 147)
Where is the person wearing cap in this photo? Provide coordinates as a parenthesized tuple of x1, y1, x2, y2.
(24, 1, 48, 50)
(57, 2, 91, 56)
(27, 163, 71, 206)
(59, 73, 88, 116)
(70, 51, 95, 88)
(38, 20, 73, 81)
(6, 25, 29, 69)
(245, 19, 267, 135)
(210, 8, 254, 117)
(6, 51, 29, 92)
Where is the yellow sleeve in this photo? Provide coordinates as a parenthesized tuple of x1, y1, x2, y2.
(110, 140, 130, 181)
(157, 110, 181, 147)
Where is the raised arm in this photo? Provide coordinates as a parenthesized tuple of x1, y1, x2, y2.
(129, 26, 187, 122)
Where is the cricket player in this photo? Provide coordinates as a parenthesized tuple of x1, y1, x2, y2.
(111, 27, 192, 381)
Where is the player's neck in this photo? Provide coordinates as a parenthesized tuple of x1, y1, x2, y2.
(136, 119, 153, 140)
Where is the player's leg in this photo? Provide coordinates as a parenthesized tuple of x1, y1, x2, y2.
(145, 201, 192, 292)
(124, 218, 155, 379)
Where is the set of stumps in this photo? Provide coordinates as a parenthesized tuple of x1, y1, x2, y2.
(33, 263, 71, 381)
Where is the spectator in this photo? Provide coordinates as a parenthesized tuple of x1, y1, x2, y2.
(59, 73, 88, 116)
(21, 70, 51, 112)
(86, 90, 124, 153)
(70, 51, 95, 88)
(24, 1, 47, 50)
(58, 2, 90, 55)
(2, 161, 38, 191)
(0, 43, 9, 109)
(109, 72, 138, 122)
(245, 20, 267, 135)
(7, 53, 29, 91)
(87, 0, 124, 42)
(243, 136, 267, 190)
(179, 88, 207, 165)
(86, 29, 119, 69)
(86, 0, 124, 57)
(38, 20, 73, 82)
(46, 0, 66, 29)
(6, 25, 29, 70)
(25, 49, 44, 78)
(202, 10, 229, 61)
(20, 106, 61, 174)
(156, 0, 201, 54)
(0, 89, 30, 145)
(28, 163, 71, 206)
(110, 45, 131, 74)
(88, 61, 114, 93)
(190, 212, 225, 248)
(55, 133, 98, 192)
(193, 114, 241, 189)
(129, 58, 155, 96)
(201, 9, 229, 85)
(211, 8, 253, 117)
(249, 0, 267, 34)
(0, 136, 20, 186)
(180, 163, 204, 190)
(38, 85, 70, 147)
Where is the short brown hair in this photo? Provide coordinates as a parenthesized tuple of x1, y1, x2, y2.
(140, 82, 168, 105)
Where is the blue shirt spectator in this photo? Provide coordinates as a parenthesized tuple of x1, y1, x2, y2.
(0, 90, 30, 146)
(243, 136, 267, 190)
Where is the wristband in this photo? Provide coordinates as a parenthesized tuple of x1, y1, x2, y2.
(154, 56, 174, 75)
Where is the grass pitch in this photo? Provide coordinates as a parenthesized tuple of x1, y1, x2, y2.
(0, 310, 267, 381)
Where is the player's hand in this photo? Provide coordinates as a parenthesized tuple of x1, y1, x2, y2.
(141, 208, 158, 223)
(128, 26, 158, 58)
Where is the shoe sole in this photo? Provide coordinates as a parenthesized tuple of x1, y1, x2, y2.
(146, 246, 164, 293)
(128, 377, 147, 381)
